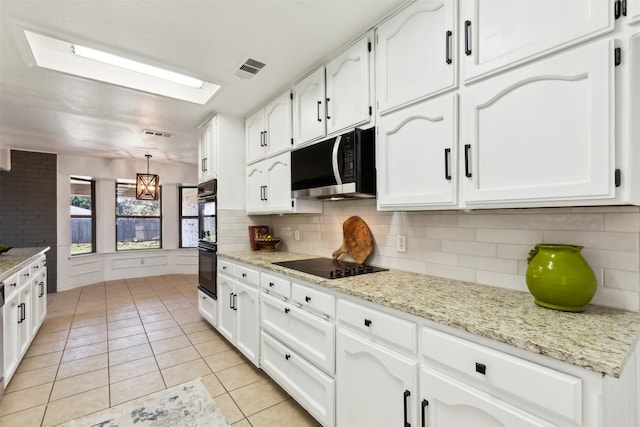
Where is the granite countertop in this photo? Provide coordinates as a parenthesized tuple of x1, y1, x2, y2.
(0, 247, 50, 281)
(219, 250, 640, 378)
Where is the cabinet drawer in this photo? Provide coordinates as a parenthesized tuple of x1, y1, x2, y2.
(292, 282, 335, 319)
(218, 259, 235, 276)
(420, 327, 582, 424)
(261, 272, 291, 300)
(1, 272, 19, 299)
(235, 264, 259, 286)
(30, 257, 46, 276)
(261, 294, 335, 375)
(261, 331, 335, 427)
(337, 299, 417, 355)
(17, 266, 33, 286)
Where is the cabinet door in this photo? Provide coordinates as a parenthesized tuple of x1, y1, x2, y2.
(376, 0, 456, 114)
(198, 289, 216, 327)
(293, 67, 326, 145)
(246, 108, 266, 164)
(235, 281, 260, 366)
(460, 0, 613, 82)
(17, 284, 32, 357)
(420, 366, 555, 427)
(217, 272, 235, 343)
(197, 125, 210, 183)
(377, 94, 457, 210)
(336, 328, 418, 427)
(461, 39, 614, 207)
(4, 293, 21, 384)
(265, 91, 293, 157)
(246, 163, 266, 213)
(265, 152, 293, 213)
(326, 35, 371, 135)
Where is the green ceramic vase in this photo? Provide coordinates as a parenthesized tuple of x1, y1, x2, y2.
(525, 244, 596, 312)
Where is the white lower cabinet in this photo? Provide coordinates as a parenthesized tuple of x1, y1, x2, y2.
(336, 328, 418, 427)
(420, 366, 556, 427)
(197, 289, 216, 327)
(261, 293, 335, 375)
(261, 331, 335, 427)
(217, 266, 260, 366)
(2, 252, 48, 386)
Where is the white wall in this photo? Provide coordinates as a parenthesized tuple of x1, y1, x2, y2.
(268, 200, 640, 312)
(57, 154, 198, 291)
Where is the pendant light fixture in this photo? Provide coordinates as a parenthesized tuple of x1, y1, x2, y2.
(136, 154, 160, 200)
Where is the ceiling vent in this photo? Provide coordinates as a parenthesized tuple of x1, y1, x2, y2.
(142, 129, 174, 138)
(235, 58, 266, 79)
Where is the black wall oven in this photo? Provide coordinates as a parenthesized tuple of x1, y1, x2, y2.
(198, 179, 217, 299)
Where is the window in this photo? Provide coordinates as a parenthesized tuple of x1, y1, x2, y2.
(180, 186, 198, 248)
(115, 182, 162, 250)
(70, 178, 96, 255)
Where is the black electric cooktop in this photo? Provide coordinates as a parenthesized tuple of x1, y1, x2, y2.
(273, 257, 388, 279)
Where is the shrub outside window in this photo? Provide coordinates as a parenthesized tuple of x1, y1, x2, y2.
(180, 186, 198, 248)
(70, 178, 96, 255)
(116, 182, 162, 250)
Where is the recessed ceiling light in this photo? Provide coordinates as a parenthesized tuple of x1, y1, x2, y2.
(23, 30, 220, 104)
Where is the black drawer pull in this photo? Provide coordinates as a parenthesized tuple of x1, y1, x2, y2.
(269, 282, 275, 287)
(464, 20, 472, 56)
(445, 30, 452, 64)
(242, 273, 247, 278)
(464, 144, 472, 178)
(305, 296, 311, 302)
(284, 308, 290, 314)
(444, 148, 451, 180)
(285, 353, 291, 360)
(475, 362, 487, 375)
(364, 319, 372, 327)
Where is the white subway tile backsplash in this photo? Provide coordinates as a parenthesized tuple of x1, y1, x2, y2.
(476, 229, 543, 245)
(458, 255, 518, 274)
(251, 203, 640, 311)
(441, 240, 497, 256)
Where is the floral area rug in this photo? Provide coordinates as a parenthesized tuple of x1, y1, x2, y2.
(57, 378, 230, 427)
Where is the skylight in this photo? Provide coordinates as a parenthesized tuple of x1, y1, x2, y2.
(24, 30, 220, 104)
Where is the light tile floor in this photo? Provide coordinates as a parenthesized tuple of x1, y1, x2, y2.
(0, 274, 320, 427)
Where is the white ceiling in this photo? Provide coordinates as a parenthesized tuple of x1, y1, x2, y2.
(0, 0, 405, 166)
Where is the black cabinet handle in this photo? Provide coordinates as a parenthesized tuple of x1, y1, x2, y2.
(242, 273, 247, 278)
(403, 390, 411, 427)
(317, 101, 322, 122)
(623, 0, 627, 16)
(364, 318, 372, 327)
(475, 362, 487, 375)
(229, 292, 234, 309)
(222, 266, 227, 270)
(233, 294, 238, 311)
(464, 20, 472, 56)
(326, 98, 331, 120)
(269, 282, 275, 287)
(615, 0, 621, 18)
(444, 148, 451, 180)
(17, 303, 23, 324)
(263, 185, 268, 201)
(421, 399, 429, 427)
(24, 272, 30, 277)
(285, 353, 291, 360)
(445, 30, 452, 64)
(39, 282, 45, 297)
(464, 144, 472, 178)
(305, 296, 311, 302)
(284, 308, 290, 314)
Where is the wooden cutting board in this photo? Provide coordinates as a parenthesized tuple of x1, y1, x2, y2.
(332, 216, 373, 265)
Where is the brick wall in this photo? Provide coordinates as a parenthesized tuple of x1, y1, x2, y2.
(0, 150, 58, 292)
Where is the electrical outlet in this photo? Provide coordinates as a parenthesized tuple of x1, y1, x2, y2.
(295, 228, 300, 241)
(397, 235, 407, 253)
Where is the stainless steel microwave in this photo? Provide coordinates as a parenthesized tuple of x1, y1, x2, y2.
(291, 127, 376, 200)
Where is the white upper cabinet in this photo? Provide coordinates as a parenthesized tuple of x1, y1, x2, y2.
(293, 67, 326, 145)
(325, 36, 372, 135)
(293, 33, 373, 146)
(198, 122, 215, 183)
(377, 94, 457, 210)
(376, 0, 457, 114)
(246, 152, 322, 215)
(459, 0, 614, 83)
(460, 39, 615, 207)
(246, 90, 293, 164)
